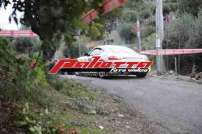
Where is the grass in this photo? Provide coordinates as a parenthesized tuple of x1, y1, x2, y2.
(0, 39, 106, 133)
(57, 78, 97, 101)
(1, 70, 104, 133)
(13, 75, 105, 134)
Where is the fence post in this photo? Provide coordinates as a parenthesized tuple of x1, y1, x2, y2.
(175, 56, 178, 75)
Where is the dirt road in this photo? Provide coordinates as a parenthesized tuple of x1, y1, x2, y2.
(64, 75, 202, 134)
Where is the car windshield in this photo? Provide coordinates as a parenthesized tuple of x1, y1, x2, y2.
(105, 46, 137, 54)
(88, 48, 104, 56)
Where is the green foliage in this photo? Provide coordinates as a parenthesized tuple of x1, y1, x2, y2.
(0, 37, 102, 133)
(0, 0, 107, 61)
(163, 10, 202, 73)
(0, 0, 39, 33)
(0, 38, 48, 102)
(64, 41, 88, 58)
(123, 0, 155, 22)
(118, 23, 135, 44)
(119, 0, 156, 45)
(164, 12, 202, 49)
(142, 33, 156, 50)
(16, 103, 59, 134)
(16, 102, 104, 134)
(178, 0, 202, 16)
(0, 0, 105, 41)
(121, 8, 138, 22)
(65, 43, 80, 58)
(0, 36, 97, 104)
(87, 23, 105, 40)
(14, 37, 41, 54)
(141, 25, 155, 38)
(49, 77, 96, 101)
(164, 0, 178, 13)
(139, 2, 155, 19)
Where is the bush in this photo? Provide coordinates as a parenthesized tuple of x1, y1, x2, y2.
(118, 23, 135, 44)
(14, 37, 41, 54)
(163, 10, 202, 74)
(16, 103, 60, 134)
(0, 37, 48, 102)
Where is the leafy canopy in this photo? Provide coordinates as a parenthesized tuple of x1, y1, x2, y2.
(0, 0, 103, 40)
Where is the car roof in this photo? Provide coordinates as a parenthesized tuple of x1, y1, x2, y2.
(96, 45, 133, 51)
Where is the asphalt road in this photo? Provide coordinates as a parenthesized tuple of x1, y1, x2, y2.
(64, 75, 202, 134)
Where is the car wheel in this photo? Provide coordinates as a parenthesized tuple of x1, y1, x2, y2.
(64, 72, 68, 75)
(67, 72, 75, 75)
(59, 70, 65, 75)
(136, 72, 147, 78)
(98, 72, 107, 78)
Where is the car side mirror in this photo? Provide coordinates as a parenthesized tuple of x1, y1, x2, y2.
(84, 52, 89, 56)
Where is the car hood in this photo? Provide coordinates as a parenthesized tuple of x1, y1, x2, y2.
(107, 52, 149, 60)
(77, 53, 149, 61)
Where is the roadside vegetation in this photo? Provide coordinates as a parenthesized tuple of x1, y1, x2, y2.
(0, 37, 106, 134)
(1, 37, 156, 134)
(118, 0, 202, 74)
(0, 0, 202, 133)
(0, 1, 114, 133)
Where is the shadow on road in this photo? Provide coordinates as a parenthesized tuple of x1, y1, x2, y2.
(104, 75, 138, 80)
(76, 75, 147, 80)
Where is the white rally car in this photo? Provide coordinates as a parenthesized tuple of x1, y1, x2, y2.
(77, 45, 151, 78)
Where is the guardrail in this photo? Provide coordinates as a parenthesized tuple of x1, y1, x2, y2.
(141, 49, 202, 55)
(0, 30, 38, 38)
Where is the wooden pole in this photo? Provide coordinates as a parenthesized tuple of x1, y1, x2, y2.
(175, 56, 178, 74)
